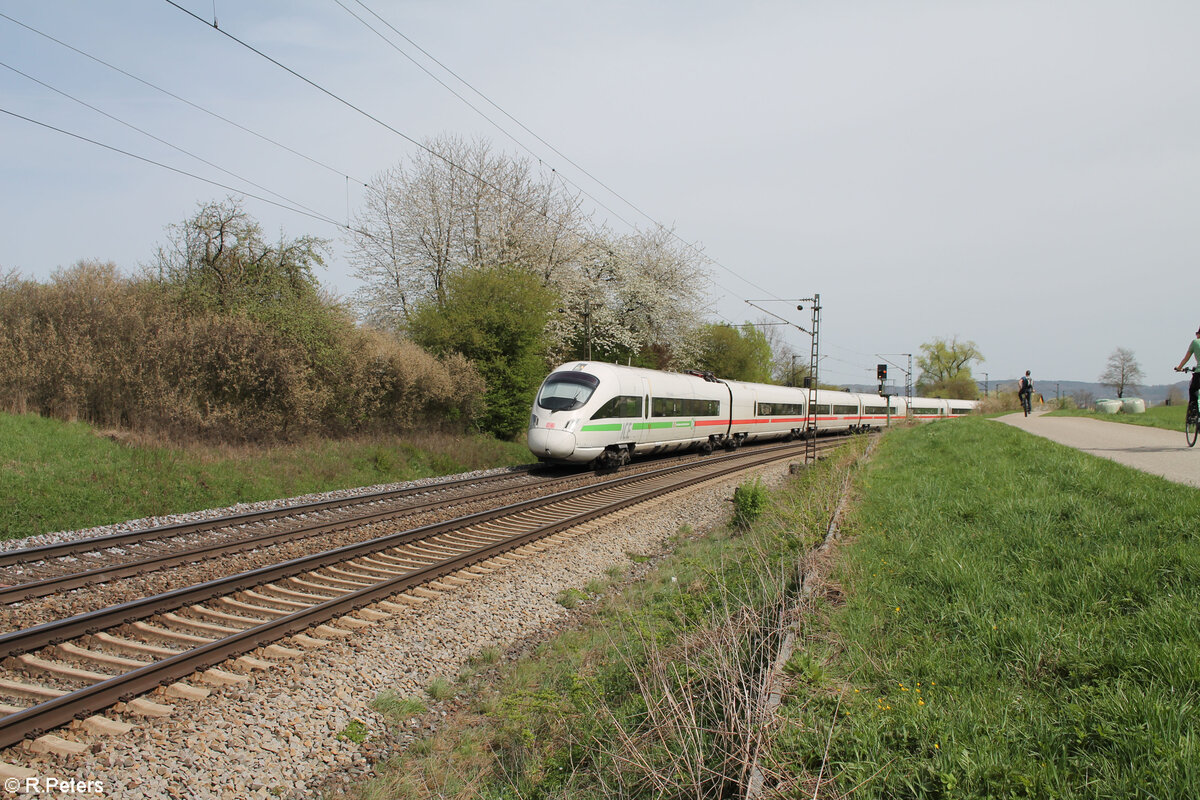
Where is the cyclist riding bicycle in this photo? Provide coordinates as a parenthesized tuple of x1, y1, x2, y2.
(1174, 326, 1200, 420)
(1018, 370, 1033, 416)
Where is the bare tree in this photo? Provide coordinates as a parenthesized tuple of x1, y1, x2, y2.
(346, 135, 587, 329)
(347, 135, 711, 369)
(1099, 347, 1144, 398)
(1071, 389, 1095, 409)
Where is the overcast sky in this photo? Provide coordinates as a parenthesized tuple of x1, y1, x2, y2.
(2, 1, 1197, 388)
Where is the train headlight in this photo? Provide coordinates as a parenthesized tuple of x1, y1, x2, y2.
(530, 414, 539, 429)
(565, 418, 579, 432)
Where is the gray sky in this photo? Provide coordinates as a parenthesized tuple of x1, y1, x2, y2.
(2, 1, 1197, 387)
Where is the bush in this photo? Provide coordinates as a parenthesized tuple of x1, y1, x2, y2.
(0, 262, 484, 442)
(732, 477, 769, 529)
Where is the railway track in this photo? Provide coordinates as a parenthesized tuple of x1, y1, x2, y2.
(0, 436, 846, 754)
(0, 468, 549, 603)
(0, 450, 748, 609)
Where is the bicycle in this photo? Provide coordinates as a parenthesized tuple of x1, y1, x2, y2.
(1180, 367, 1199, 448)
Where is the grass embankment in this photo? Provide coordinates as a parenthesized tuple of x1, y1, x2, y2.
(341, 418, 1200, 799)
(1048, 403, 1186, 433)
(777, 417, 1200, 796)
(0, 412, 533, 542)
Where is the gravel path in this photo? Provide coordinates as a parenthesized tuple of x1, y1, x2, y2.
(4, 461, 794, 799)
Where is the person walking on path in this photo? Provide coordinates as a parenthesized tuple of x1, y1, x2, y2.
(1174, 326, 1200, 420)
(1018, 370, 1034, 416)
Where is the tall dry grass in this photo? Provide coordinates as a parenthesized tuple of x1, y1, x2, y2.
(0, 262, 484, 441)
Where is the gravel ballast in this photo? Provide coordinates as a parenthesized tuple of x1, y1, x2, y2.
(5, 462, 795, 799)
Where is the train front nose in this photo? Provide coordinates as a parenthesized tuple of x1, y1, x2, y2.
(528, 426, 576, 460)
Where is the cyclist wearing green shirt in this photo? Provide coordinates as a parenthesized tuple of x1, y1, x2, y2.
(1174, 326, 1200, 419)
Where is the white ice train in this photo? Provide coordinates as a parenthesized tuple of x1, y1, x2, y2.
(527, 361, 977, 466)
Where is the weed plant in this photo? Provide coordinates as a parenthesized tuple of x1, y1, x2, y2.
(426, 677, 455, 701)
(776, 417, 1200, 797)
(732, 476, 770, 529)
(371, 691, 427, 723)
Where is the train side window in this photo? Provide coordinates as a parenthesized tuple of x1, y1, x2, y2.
(757, 402, 804, 416)
(833, 404, 858, 415)
(651, 397, 720, 417)
(591, 395, 643, 419)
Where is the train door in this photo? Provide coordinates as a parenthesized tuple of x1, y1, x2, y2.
(635, 377, 651, 448)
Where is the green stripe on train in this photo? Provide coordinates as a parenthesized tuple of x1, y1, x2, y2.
(580, 420, 697, 432)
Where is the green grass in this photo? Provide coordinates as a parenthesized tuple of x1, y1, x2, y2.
(1048, 403, 1187, 433)
(775, 417, 1200, 797)
(0, 411, 534, 542)
(371, 691, 427, 723)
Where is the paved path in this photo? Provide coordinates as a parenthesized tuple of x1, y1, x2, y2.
(996, 411, 1200, 488)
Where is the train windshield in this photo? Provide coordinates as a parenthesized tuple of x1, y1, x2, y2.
(537, 371, 600, 412)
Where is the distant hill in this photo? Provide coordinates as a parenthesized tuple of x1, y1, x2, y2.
(840, 378, 1191, 407)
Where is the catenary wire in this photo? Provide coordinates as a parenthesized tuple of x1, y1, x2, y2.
(159, 0, 730, 302)
(0, 60, 339, 226)
(15, 4, 792, 350)
(0, 106, 357, 233)
(332, 0, 641, 232)
(340, 0, 780, 303)
(0, 10, 367, 189)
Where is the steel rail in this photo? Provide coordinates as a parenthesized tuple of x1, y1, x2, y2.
(0, 437, 841, 749)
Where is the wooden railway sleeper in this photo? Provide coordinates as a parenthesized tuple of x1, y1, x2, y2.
(89, 632, 180, 659)
(214, 596, 291, 617)
(313, 568, 375, 587)
(402, 546, 459, 562)
(424, 536, 476, 553)
(254, 583, 335, 603)
(17, 654, 110, 683)
(239, 590, 312, 611)
(374, 554, 433, 570)
(188, 604, 273, 626)
(354, 555, 412, 573)
(287, 576, 354, 595)
(159, 612, 246, 637)
(364, 549, 426, 565)
(337, 560, 405, 578)
(55, 642, 149, 670)
(437, 531, 501, 548)
(0, 678, 66, 700)
(130, 621, 214, 646)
